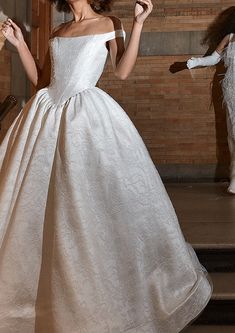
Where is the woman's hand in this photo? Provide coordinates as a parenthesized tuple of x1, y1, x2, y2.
(1, 18, 25, 48)
(134, 0, 153, 25)
(1, 18, 38, 86)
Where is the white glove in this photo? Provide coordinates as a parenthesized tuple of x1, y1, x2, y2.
(187, 51, 221, 69)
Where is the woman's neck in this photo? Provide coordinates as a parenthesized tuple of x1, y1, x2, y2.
(68, 0, 98, 22)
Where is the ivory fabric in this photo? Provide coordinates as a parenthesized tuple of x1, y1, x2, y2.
(222, 33, 235, 141)
(0, 30, 212, 333)
(222, 33, 235, 184)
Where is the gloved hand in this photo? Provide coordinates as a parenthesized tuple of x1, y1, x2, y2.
(187, 51, 222, 69)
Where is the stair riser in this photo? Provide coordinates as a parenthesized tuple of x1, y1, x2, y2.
(196, 250, 235, 272)
(195, 300, 235, 325)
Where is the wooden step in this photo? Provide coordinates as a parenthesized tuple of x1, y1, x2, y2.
(164, 184, 235, 326)
(197, 300, 235, 324)
(183, 325, 235, 333)
(211, 273, 235, 300)
(166, 183, 235, 250)
(195, 273, 235, 325)
(196, 249, 235, 272)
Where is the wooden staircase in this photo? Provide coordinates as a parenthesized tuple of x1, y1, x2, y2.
(184, 326, 235, 332)
(166, 183, 235, 332)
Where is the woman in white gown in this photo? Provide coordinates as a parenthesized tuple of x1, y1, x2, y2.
(0, 0, 211, 332)
(187, 7, 235, 194)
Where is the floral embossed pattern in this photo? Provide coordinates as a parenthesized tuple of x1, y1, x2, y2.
(222, 34, 235, 140)
(0, 31, 212, 333)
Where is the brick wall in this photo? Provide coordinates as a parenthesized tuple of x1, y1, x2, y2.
(98, 0, 234, 180)
(1, 1, 232, 179)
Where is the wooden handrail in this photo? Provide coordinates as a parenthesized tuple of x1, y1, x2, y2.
(0, 95, 17, 123)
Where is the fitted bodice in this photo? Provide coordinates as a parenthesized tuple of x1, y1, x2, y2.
(222, 34, 235, 139)
(224, 36, 235, 68)
(47, 30, 125, 105)
(222, 34, 235, 90)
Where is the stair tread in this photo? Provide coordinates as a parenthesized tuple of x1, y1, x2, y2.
(183, 222, 235, 250)
(210, 273, 235, 300)
(166, 183, 235, 249)
(184, 325, 235, 333)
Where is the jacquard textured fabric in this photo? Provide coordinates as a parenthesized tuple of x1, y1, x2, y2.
(222, 33, 235, 141)
(0, 30, 212, 333)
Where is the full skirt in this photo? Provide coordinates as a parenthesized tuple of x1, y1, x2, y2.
(0, 87, 212, 333)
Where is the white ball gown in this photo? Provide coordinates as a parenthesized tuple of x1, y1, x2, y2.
(0, 30, 212, 333)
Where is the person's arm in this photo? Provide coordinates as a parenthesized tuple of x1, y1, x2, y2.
(187, 34, 230, 69)
(36, 50, 51, 90)
(1, 18, 39, 86)
(108, 0, 153, 80)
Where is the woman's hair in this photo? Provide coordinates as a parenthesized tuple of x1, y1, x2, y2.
(48, 0, 112, 14)
(202, 6, 235, 49)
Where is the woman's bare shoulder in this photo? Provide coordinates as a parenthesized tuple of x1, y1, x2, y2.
(103, 15, 123, 31)
(88, 15, 122, 34)
(50, 22, 70, 38)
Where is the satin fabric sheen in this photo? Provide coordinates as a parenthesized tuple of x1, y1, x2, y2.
(0, 30, 212, 333)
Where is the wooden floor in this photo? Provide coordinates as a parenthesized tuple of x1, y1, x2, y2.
(166, 183, 235, 249)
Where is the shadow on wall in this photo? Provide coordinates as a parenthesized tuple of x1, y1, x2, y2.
(168, 7, 235, 181)
(203, 7, 235, 180)
(169, 60, 229, 180)
(211, 62, 229, 181)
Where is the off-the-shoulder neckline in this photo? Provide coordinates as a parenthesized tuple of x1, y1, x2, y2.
(50, 29, 125, 41)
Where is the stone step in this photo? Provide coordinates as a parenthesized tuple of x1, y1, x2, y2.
(183, 325, 235, 333)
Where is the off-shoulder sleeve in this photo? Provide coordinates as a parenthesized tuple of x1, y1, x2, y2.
(105, 29, 126, 42)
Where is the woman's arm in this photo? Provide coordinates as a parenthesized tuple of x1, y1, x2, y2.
(187, 34, 230, 69)
(1, 18, 39, 86)
(36, 50, 51, 90)
(108, 0, 153, 80)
